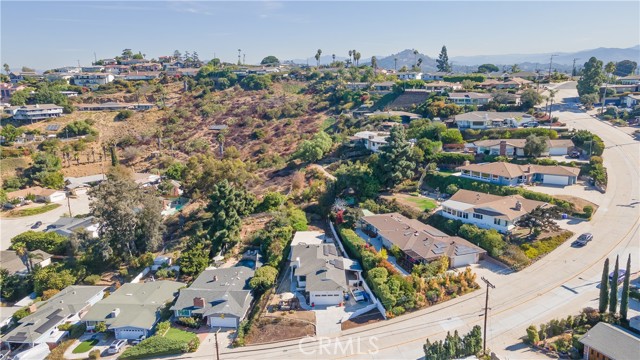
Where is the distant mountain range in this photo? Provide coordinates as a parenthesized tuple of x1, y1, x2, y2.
(286, 45, 639, 73)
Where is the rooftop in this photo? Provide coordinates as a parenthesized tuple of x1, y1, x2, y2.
(444, 189, 548, 221)
(579, 322, 640, 360)
(291, 242, 361, 292)
(0, 250, 52, 275)
(457, 162, 580, 178)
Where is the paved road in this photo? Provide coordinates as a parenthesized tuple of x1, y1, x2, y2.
(178, 82, 640, 360)
(0, 194, 91, 250)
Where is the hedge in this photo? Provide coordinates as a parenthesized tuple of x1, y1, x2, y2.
(520, 231, 573, 260)
(443, 74, 486, 83)
(427, 152, 474, 166)
(119, 333, 198, 360)
(337, 227, 367, 261)
(463, 128, 560, 141)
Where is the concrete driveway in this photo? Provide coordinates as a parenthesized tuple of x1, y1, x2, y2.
(313, 305, 347, 336)
(0, 194, 91, 250)
(523, 181, 605, 206)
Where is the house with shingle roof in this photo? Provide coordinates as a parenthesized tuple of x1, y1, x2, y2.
(1, 286, 106, 348)
(171, 266, 254, 329)
(82, 281, 183, 340)
(290, 232, 363, 306)
(456, 162, 580, 186)
(579, 322, 640, 360)
(454, 111, 534, 129)
(471, 138, 575, 157)
(360, 213, 486, 269)
(448, 92, 493, 106)
(0, 250, 52, 276)
(440, 189, 549, 233)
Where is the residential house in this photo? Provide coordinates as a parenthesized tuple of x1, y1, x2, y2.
(171, 267, 254, 328)
(75, 102, 131, 111)
(345, 82, 370, 91)
(478, 78, 532, 90)
(364, 110, 422, 122)
(1, 286, 106, 348)
(621, 93, 640, 108)
(579, 322, 640, 360)
(618, 74, 640, 85)
(6, 186, 67, 204)
(457, 162, 580, 186)
(72, 73, 115, 89)
(350, 131, 389, 153)
(372, 81, 396, 94)
(424, 81, 462, 92)
(131, 63, 162, 72)
(0, 250, 52, 276)
(53, 66, 81, 73)
(448, 92, 493, 106)
(64, 174, 105, 192)
(454, 111, 533, 129)
(46, 216, 99, 238)
(44, 72, 74, 83)
(507, 72, 544, 81)
(119, 59, 147, 65)
(599, 84, 639, 94)
(83, 281, 183, 340)
(290, 233, 363, 305)
(176, 68, 200, 77)
(4, 104, 64, 122)
(9, 72, 43, 84)
(58, 91, 78, 97)
(396, 72, 422, 80)
(440, 189, 549, 233)
(81, 66, 105, 73)
(119, 71, 161, 81)
(471, 138, 575, 157)
(133, 173, 161, 186)
(99, 59, 118, 66)
(422, 72, 451, 81)
(360, 213, 486, 268)
(0, 83, 27, 102)
(104, 65, 130, 74)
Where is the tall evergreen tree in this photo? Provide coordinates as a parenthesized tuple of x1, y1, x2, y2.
(621, 254, 631, 321)
(577, 57, 605, 96)
(436, 45, 451, 72)
(609, 255, 619, 313)
(599, 258, 610, 313)
(377, 126, 415, 188)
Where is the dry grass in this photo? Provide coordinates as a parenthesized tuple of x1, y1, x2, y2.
(244, 317, 315, 345)
(341, 309, 385, 331)
(554, 195, 599, 213)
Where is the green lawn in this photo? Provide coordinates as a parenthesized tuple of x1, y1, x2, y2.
(4, 203, 61, 217)
(404, 196, 438, 211)
(72, 338, 99, 353)
(164, 328, 196, 342)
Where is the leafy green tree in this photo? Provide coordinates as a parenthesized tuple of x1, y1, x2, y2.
(293, 131, 333, 162)
(440, 129, 463, 144)
(32, 265, 76, 295)
(520, 89, 543, 109)
(524, 135, 549, 157)
(436, 45, 451, 72)
(613, 60, 637, 77)
(179, 242, 209, 277)
(376, 126, 415, 187)
(334, 161, 380, 199)
(206, 180, 256, 255)
(579, 93, 600, 109)
(514, 205, 561, 235)
(315, 49, 322, 67)
(11, 231, 69, 254)
(1, 124, 23, 143)
(94, 322, 107, 333)
(477, 64, 499, 73)
(526, 325, 540, 344)
(256, 191, 287, 212)
(28, 152, 64, 189)
(599, 258, 610, 313)
(9, 89, 31, 106)
(621, 254, 631, 321)
(0, 268, 32, 301)
(249, 265, 278, 293)
(610, 255, 619, 313)
(239, 74, 272, 90)
(260, 56, 280, 65)
(3, 63, 9, 74)
(577, 57, 605, 97)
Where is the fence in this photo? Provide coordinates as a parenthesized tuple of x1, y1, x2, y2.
(130, 267, 150, 283)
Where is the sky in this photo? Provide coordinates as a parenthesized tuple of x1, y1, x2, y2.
(1, 0, 639, 70)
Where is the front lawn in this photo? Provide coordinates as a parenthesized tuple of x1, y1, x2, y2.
(72, 338, 99, 353)
(4, 203, 61, 217)
(403, 196, 437, 211)
(164, 327, 196, 342)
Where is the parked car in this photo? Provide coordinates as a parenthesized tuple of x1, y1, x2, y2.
(572, 233, 593, 247)
(108, 339, 127, 354)
(569, 151, 581, 159)
(609, 269, 626, 284)
(31, 221, 43, 229)
(522, 122, 540, 128)
(131, 335, 146, 345)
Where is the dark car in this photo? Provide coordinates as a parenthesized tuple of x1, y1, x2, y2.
(572, 233, 593, 247)
(609, 269, 626, 284)
(569, 151, 581, 159)
(31, 221, 43, 229)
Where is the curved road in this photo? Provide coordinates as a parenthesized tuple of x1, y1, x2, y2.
(186, 82, 640, 359)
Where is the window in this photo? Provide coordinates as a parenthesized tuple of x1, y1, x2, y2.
(177, 310, 191, 317)
(473, 213, 483, 220)
(494, 218, 501, 225)
(462, 212, 468, 219)
(299, 275, 306, 281)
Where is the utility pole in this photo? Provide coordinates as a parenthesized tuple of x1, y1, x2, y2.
(237, 49, 241, 66)
(67, 195, 72, 217)
(572, 58, 580, 77)
(77, 59, 81, 68)
(481, 277, 496, 356)
(214, 328, 220, 360)
(548, 54, 558, 84)
(243, 53, 246, 65)
(94, 52, 97, 65)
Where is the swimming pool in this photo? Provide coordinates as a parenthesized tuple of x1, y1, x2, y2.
(237, 260, 255, 269)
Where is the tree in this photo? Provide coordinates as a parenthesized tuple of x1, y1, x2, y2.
(206, 180, 256, 255)
(11, 231, 68, 254)
(604, 61, 616, 78)
(526, 325, 540, 344)
(260, 56, 280, 65)
(577, 57, 605, 96)
(613, 60, 637, 77)
(3, 63, 9, 75)
(371, 56, 377, 73)
(477, 64, 499, 73)
(256, 191, 287, 212)
(179, 242, 209, 277)
(293, 131, 332, 162)
(334, 161, 380, 199)
(94, 322, 107, 333)
(240, 74, 272, 90)
(436, 45, 451, 72)
(249, 265, 278, 293)
(0, 124, 23, 143)
(520, 88, 543, 109)
(609, 255, 619, 313)
(580, 93, 600, 109)
(620, 254, 631, 321)
(32, 265, 76, 295)
(28, 152, 65, 189)
(440, 129, 463, 144)
(599, 258, 610, 313)
(315, 49, 322, 67)
(515, 205, 561, 235)
(511, 64, 521, 73)
(377, 126, 415, 187)
(524, 135, 549, 157)
(122, 49, 134, 58)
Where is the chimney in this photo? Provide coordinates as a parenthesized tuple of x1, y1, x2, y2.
(110, 308, 120, 318)
(369, 135, 374, 140)
(515, 201, 522, 211)
(35, 103, 40, 109)
(193, 297, 206, 308)
(295, 257, 301, 268)
(499, 140, 507, 156)
(28, 304, 37, 313)
(213, 275, 218, 282)
(526, 166, 531, 173)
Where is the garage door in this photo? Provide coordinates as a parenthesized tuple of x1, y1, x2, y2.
(451, 253, 478, 268)
(48, 193, 67, 202)
(310, 292, 342, 305)
(548, 147, 568, 156)
(115, 328, 146, 340)
(542, 175, 569, 185)
(208, 316, 237, 328)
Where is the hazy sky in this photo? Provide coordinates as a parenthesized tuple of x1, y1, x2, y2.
(2, 1, 639, 69)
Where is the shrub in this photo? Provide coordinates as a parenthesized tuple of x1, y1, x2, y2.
(42, 289, 61, 300)
(116, 110, 134, 121)
(176, 317, 200, 329)
(583, 206, 594, 218)
(119, 335, 192, 359)
(156, 320, 170, 335)
(10, 231, 69, 255)
(69, 323, 87, 339)
(12, 307, 30, 322)
(88, 349, 101, 359)
(84, 275, 101, 285)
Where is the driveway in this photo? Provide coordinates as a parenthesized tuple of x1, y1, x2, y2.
(313, 305, 346, 336)
(522, 181, 605, 207)
(0, 193, 91, 250)
(63, 333, 120, 360)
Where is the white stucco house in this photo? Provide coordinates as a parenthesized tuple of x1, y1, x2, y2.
(471, 139, 575, 157)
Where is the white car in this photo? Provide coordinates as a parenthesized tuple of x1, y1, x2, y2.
(108, 339, 127, 354)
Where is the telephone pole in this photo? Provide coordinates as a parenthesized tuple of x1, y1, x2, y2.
(67, 195, 72, 217)
(237, 49, 242, 66)
(481, 277, 496, 356)
(214, 328, 220, 360)
(548, 54, 558, 83)
(572, 58, 580, 77)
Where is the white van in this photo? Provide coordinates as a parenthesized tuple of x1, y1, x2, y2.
(107, 339, 127, 354)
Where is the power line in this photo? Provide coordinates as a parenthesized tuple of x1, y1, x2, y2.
(481, 276, 496, 356)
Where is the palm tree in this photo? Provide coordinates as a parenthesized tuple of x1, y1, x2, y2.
(315, 49, 322, 67)
(394, 57, 398, 71)
(371, 56, 377, 74)
(332, 54, 336, 65)
(413, 49, 419, 67)
(13, 243, 38, 274)
(417, 58, 423, 68)
(354, 52, 361, 67)
(348, 50, 353, 66)
(74, 152, 80, 165)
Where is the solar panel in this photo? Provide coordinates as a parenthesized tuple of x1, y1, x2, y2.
(455, 245, 478, 256)
(46, 124, 60, 131)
